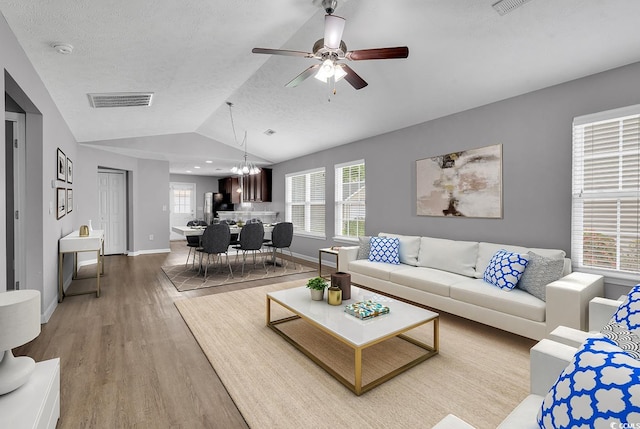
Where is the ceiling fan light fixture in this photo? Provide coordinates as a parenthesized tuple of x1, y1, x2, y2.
(323, 15, 346, 49)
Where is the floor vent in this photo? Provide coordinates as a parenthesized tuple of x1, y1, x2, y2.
(88, 92, 154, 108)
(492, 0, 533, 15)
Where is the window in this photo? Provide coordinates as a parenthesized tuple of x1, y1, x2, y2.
(286, 168, 325, 238)
(335, 160, 365, 240)
(172, 188, 193, 214)
(572, 104, 640, 281)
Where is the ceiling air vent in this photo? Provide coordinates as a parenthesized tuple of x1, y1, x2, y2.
(88, 92, 154, 108)
(264, 129, 276, 136)
(492, 0, 534, 15)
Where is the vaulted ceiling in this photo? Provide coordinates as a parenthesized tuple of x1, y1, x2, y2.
(2, 0, 640, 175)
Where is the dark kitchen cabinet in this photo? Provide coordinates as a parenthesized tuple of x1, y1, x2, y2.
(241, 168, 272, 202)
(219, 168, 271, 203)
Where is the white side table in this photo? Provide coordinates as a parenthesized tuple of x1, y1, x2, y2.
(0, 358, 60, 429)
(318, 247, 339, 279)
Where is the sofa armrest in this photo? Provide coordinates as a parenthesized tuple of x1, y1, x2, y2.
(589, 297, 623, 332)
(545, 272, 604, 334)
(338, 246, 359, 273)
(530, 339, 577, 396)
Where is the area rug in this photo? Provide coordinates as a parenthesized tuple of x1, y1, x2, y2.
(162, 259, 314, 292)
(175, 280, 535, 429)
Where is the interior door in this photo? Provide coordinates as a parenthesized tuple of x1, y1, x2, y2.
(169, 182, 196, 240)
(5, 112, 26, 291)
(98, 170, 126, 255)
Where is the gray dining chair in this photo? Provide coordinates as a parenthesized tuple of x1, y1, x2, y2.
(233, 222, 267, 275)
(264, 222, 295, 270)
(185, 220, 203, 268)
(197, 223, 233, 281)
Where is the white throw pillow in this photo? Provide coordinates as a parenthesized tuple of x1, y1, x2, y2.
(379, 233, 421, 266)
(417, 237, 478, 277)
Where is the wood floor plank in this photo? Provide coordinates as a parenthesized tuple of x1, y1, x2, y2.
(15, 241, 315, 429)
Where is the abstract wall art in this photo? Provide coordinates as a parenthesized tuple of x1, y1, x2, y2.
(416, 144, 502, 218)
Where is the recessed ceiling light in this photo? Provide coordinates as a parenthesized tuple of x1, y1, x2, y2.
(205, 160, 213, 164)
(194, 166, 201, 169)
(186, 170, 192, 173)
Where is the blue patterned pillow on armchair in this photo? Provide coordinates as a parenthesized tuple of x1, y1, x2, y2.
(368, 237, 400, 265)
(538, 336, 640, 428)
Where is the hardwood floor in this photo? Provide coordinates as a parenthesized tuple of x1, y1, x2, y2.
(15, 241, 316, 428)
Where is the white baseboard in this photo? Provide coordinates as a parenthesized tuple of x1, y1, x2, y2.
(127, 248, 171, 257)
(42, 296, 58, 324)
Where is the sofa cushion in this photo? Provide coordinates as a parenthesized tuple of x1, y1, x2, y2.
(357, 236, 371, 260)
(379, 233, 421, 266)
(450, 278, 546, 322)
(417, 237, 478, 277)
(390, 267, 468, 297)
(348, 259, 412, 282)
(368, 237, 400, 264)
(517, 251, 565, 302)
(474, 242, 566, 279)
(538, 336, 640, 428)
(483, 249, 529, 291)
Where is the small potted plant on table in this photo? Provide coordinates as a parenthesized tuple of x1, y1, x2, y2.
(306, 276, 328, 301)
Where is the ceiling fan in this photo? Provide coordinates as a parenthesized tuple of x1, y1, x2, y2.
(252, 0, 409, 90)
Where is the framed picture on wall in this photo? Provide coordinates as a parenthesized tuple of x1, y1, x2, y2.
(67, 158, 73, 184)
(66, 189, 73, 214)
(56, 187, 66, 219)
(57, 148, 66, 181)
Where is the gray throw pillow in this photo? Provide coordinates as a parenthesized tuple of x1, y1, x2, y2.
(357, 236, 371, 260)
(601, 320, 640, 360)
(516, 251, 564, 302)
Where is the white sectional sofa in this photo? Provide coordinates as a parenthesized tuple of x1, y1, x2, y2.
(338, 233, 604, 340)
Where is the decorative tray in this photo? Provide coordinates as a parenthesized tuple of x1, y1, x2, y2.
(344, 300, 390, 320)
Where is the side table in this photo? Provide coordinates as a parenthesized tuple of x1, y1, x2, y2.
(318, 247, 339, 279)
(0, 358, 60, 429)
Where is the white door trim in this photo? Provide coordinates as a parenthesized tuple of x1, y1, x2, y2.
(5, 112, 26, 291)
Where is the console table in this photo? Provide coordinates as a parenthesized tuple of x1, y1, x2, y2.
(58, 229, 105, 302)
(0, 358, 60, 429)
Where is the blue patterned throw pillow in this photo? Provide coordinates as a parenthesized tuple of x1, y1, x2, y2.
(483, 249, 529, 290)
(368, 237, 400, 265)
(612, 284, 640, 331)
(538, 336, 640, 428)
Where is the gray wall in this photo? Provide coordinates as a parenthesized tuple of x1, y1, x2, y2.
(170, 173, 221, 220)
(272, 61, 640, 298)
(77, 146, 171, 255)
(1, 15, 78, 320)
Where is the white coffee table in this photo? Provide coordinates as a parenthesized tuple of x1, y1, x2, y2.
(266, 285, 439, 395)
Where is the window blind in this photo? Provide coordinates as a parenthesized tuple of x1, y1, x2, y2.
(572, 104, 640, 279)
(335, 160, 366, 239)
(285, 168, 325, 238)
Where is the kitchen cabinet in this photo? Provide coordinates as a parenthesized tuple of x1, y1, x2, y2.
(218, 176, 241, 204)
(219, 169, 271, 203)
(241, 168, 272, 202)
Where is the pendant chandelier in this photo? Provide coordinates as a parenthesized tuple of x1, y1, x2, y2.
(227, 102, 261, 176)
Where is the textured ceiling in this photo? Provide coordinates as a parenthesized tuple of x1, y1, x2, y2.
(2, 0, 640, 175)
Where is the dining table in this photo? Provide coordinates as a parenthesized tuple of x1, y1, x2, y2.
(171, 223, 277, 266)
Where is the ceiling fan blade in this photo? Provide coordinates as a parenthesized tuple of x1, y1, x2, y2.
(285, 64, 320, 88)
(345, 46, 409, 61)
(252, 48, 314, 58)
(324, 14, 346, 49)
(338, 64, 368, 90)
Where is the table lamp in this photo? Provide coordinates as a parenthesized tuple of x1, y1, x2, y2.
(0, 289, 41, 395)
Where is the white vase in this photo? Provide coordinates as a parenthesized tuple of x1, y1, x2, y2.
(310, 289, 324, 301)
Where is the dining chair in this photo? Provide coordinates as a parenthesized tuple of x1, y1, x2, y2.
(184, 220, 202, 268)
(264, 222, 295, 270)
(233, 222, 266, 275)
(197, 223, 233, 281)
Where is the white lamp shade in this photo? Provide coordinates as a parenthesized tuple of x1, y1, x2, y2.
(0, 290, 40, 350)
(324, 15, 345, 50)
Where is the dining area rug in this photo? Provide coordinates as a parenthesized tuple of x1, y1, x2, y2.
(162, 257, 315, 292)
